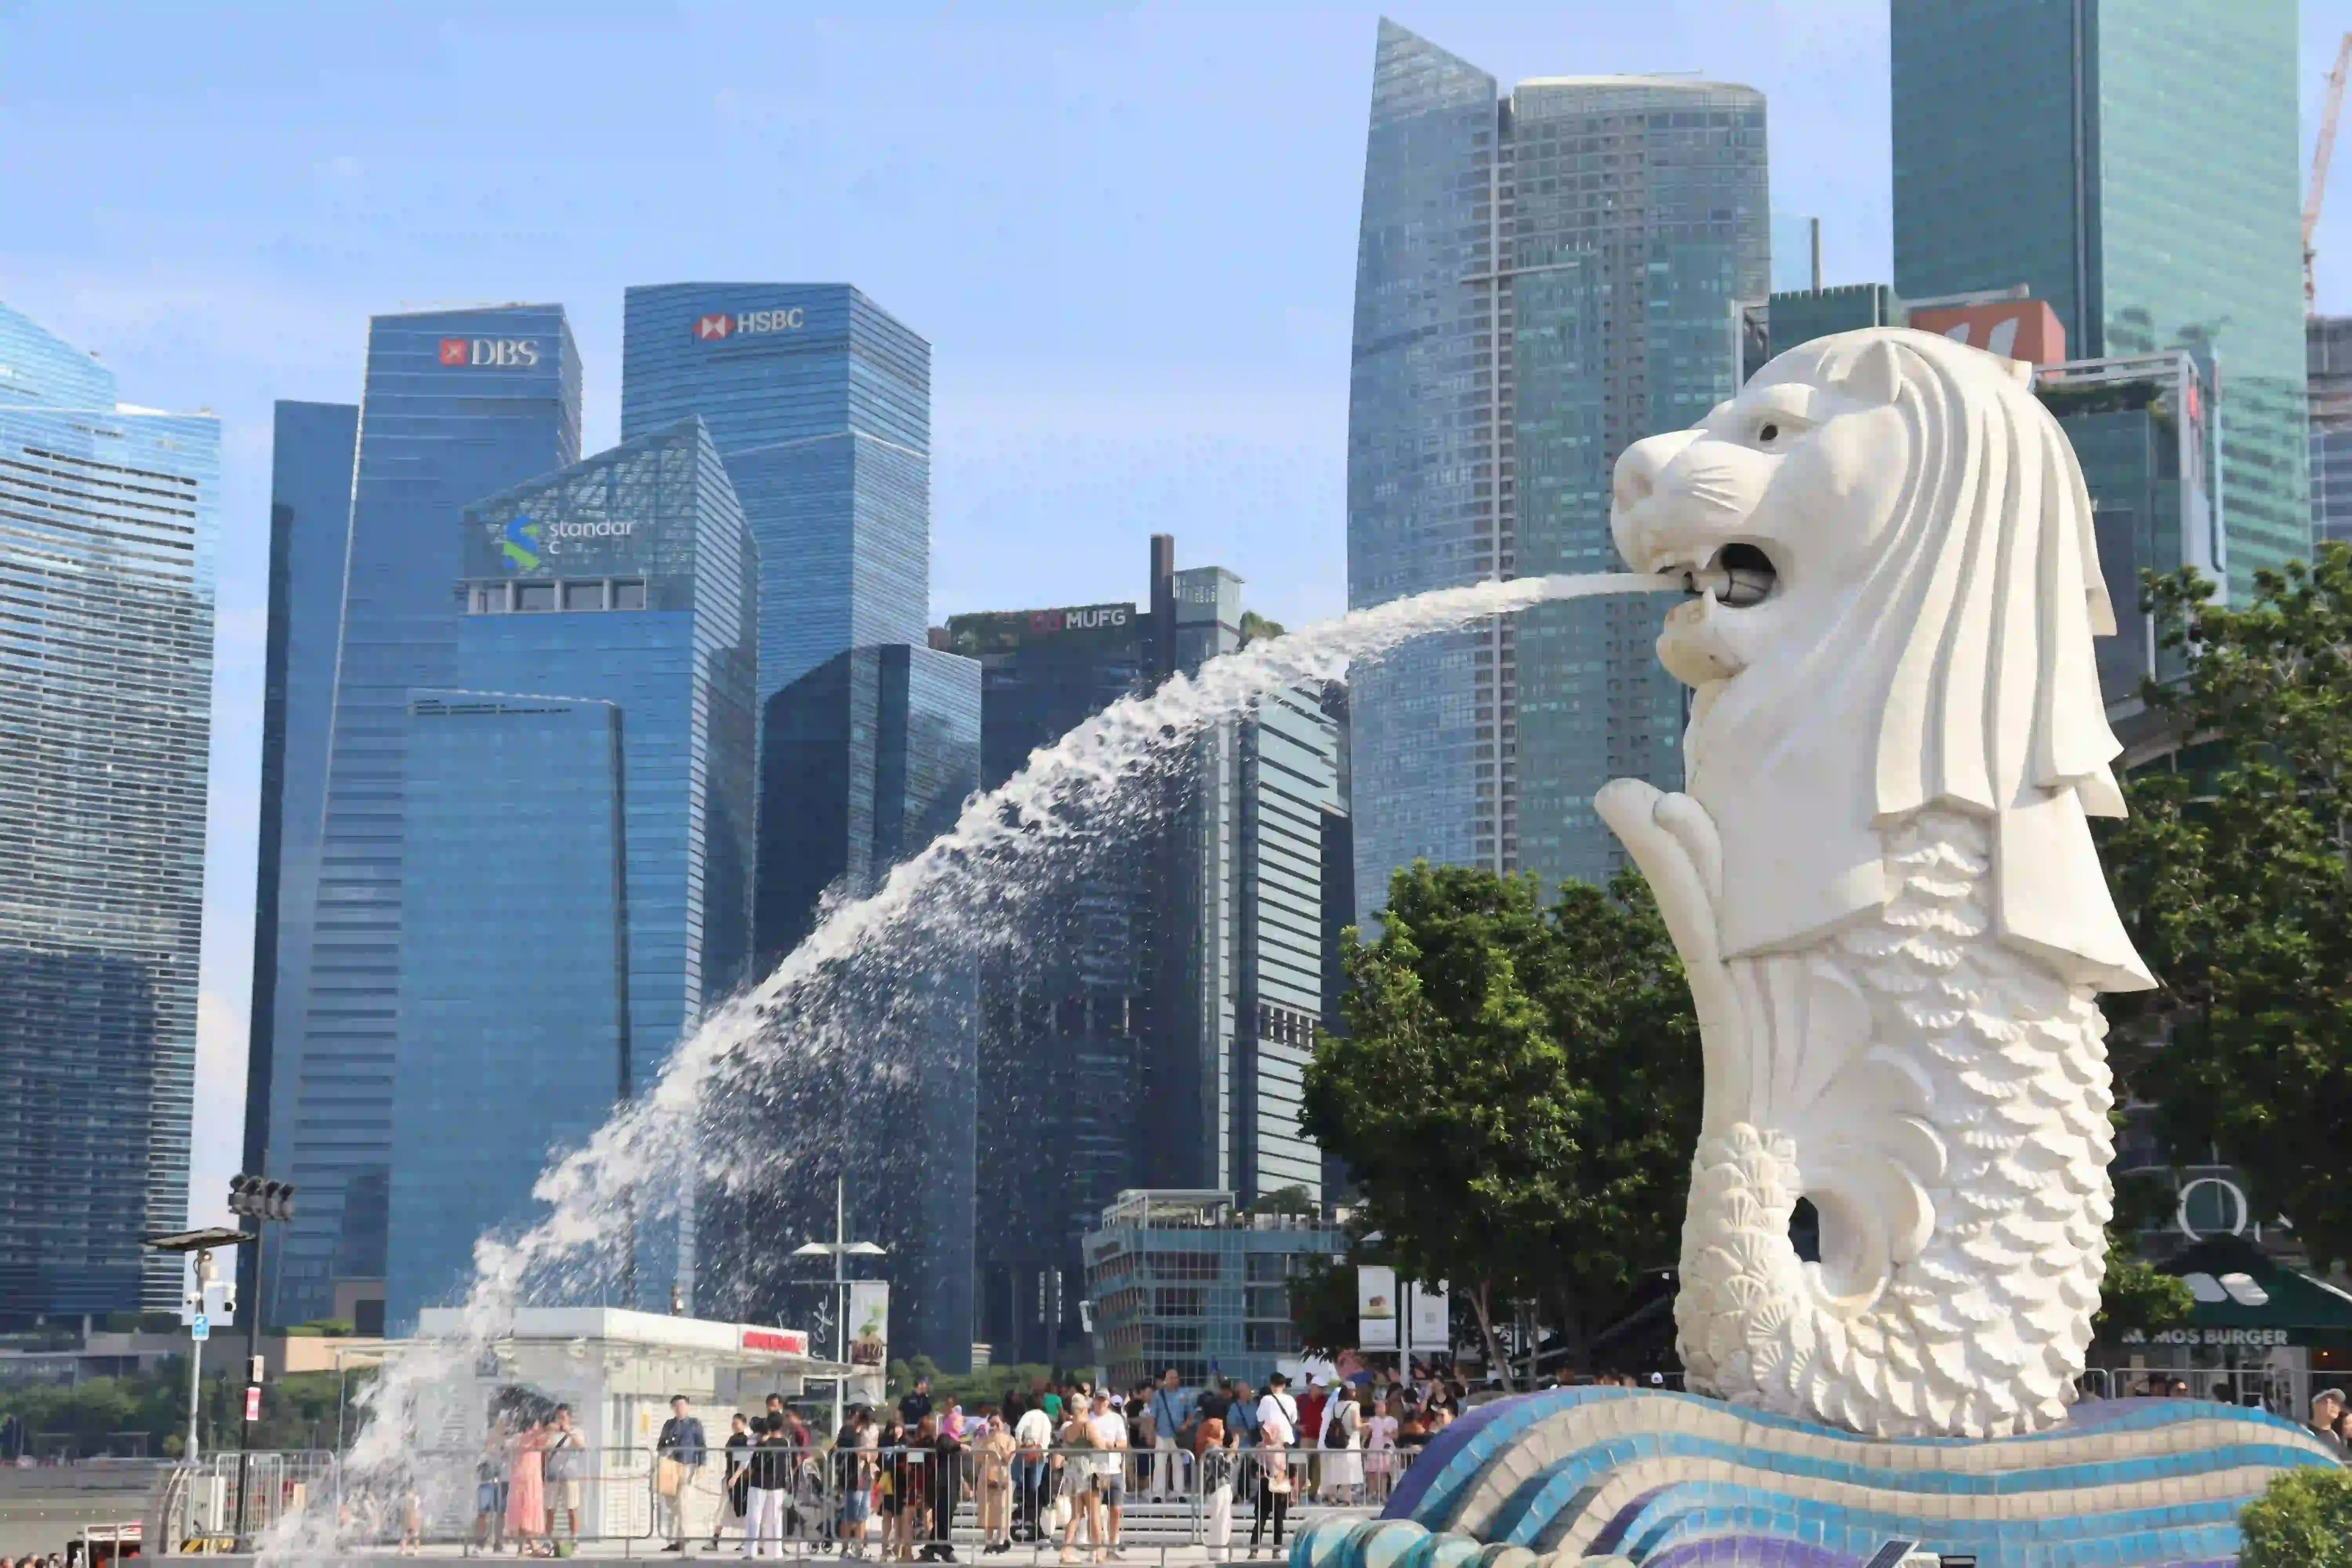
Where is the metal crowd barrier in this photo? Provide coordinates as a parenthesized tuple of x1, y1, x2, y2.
(147, 1439, 1416, 1555)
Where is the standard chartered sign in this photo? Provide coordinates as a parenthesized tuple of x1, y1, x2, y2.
(492, 512, 640, 574)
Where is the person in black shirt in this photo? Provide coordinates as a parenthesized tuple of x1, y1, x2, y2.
(900, 1377, 934, 1427)
(921, 1411, 963, 1562)
(712, 1413, 753, 1550)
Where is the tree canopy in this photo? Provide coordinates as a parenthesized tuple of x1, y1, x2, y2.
(1301, 861, 1699, 1378)
(2102, 546, 2352, 1267)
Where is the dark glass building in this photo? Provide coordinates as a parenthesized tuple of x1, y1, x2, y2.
(0, 303, 220, 1317)
(1346, 21, 1768, 910)
(724, 641, 980, 1367)
(2310, 315, 2352, 548)
(248, 403, 358, 1196)
(1891, 0, 2307, 598)
(945, 597, 1154, 1368)
(953, 539, 1347, 1367)
(272, 307, 581, 1330)
(385, 419, 758, 1331)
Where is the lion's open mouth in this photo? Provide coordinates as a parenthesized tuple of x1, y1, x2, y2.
(1670, 542, 1779, 607)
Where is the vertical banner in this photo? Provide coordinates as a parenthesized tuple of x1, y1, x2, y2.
(847, 1280, 890, 1368)
(1408, 1281, 1450, 1356)
(1357, 1265, 1398, 1351)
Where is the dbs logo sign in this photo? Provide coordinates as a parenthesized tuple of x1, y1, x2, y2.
(439, 338, 542, 368)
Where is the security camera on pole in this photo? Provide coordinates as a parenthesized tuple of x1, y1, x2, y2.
(225, 1174, 296, 1548)
(141, 1223, 251, 1468)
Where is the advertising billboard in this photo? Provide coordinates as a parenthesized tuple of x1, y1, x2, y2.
(1357, 1265, 1399, 1351)
(847, 1280, 889, 1369)
(1906, 299, 2067, 366)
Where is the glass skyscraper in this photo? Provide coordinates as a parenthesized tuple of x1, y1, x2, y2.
(247, 402, 358, 1189)
(1346, 21, 1768, 913)
(2309, 316, 2352, 548)
(386, 418, 757, 1331)
(953, 538, 1347, 1367)
(1891, 0, 2308, 598)
(619, 283, 928, 700)
(272, 307, 581, 1329)
(735, 640, 980, 1367)
(0, 303, 219, 1316)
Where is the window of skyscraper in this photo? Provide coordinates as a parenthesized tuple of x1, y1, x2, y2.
(563, 581, 604, 611)
(474, 584, 508, 614)
(613, 580, 646, 610)
(517, 583, 555, 611)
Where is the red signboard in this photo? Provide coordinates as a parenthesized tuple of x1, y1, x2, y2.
(244, 1385, 261, 1422)
(1906, 299, 2067, 366)
(741, 1328, 809, 1355)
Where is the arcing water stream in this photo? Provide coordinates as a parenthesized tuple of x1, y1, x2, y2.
(266, 570, 1687, 1558)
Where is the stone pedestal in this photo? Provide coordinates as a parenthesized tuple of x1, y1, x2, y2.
(1289, 1387, 2339, 1568)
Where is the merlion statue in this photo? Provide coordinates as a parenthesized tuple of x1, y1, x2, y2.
(1596, 327, 2156, 1440)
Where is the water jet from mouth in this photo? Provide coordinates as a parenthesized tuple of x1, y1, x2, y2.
(264, 568, 1685, 1560)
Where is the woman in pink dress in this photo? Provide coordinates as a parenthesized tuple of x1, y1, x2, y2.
(1365, 1397, 1399, 1503)
(507, 1418, 550, 1556)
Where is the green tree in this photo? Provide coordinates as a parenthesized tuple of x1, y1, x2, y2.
(1285, 1255, 1360, 1359)
(2239, 1465, 2352, 1568)
(1302, 862, 1700, 1382)
(2101, 547, 2352, 1267)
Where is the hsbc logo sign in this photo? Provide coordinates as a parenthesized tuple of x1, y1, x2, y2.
(692, 308, 806, 343)
(439, 338, 542, 369)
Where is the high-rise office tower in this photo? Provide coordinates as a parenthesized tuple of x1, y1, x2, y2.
(247, 403, 358, 1192)
(946, 593, 1154, 1367)
(1345, 22, 1768, 913)
(272, 308, 581, 1331)
(1891, 0, 2307, 598)
(619, 284, 928, 699)
(622, 284, 977, 1365)
(953, 539, 1347, 1366)
(2310, 316, 2352, 548)
(0, 303, 220, 1316)
(385, 419, 757, 1331)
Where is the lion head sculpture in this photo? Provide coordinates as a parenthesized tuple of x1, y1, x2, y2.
(1608, 327, 2152, 993)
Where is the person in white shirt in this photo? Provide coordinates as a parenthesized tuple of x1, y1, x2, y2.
(1250, 1376, 1298, 1555)
(1013, 1405, 1055, 1544)
(1084, 1390, 1131, 1558)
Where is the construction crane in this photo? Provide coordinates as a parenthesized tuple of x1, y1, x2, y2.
(2307, 31, 2352, 312)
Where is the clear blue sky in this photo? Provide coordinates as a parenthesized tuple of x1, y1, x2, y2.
(2, 0, 2346, 1229)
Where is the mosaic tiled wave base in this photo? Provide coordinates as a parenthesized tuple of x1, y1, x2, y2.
(1290, 1388, 2340, 1568)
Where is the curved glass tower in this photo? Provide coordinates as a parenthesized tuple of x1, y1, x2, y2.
(1347, 22, 1768, 911)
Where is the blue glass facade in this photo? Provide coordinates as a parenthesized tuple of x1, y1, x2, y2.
(1347, 23, 1768, 910)
(0, 303, 219, 1316)
(248, 403, 358, 1191)
(389, 695, 626, 1332)
(619, 283, 928, 699)
(1892, 0, 2308, 598)
(274, 307, 581, 1328)
(384, 419, 759, 1330)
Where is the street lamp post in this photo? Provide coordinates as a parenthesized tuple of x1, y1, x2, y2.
(225, 1175, 296, 1548)
(791, 1174, 885, 1439)
(139, 1225, 254, 1479)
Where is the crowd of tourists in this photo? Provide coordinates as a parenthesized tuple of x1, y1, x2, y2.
(625, 1365, 1488, 1561)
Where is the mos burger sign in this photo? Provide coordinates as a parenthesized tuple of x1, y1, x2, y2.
(740, 1327, 811, 1356)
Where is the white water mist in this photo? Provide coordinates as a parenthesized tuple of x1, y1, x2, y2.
(265, 570, 1680, 1559)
